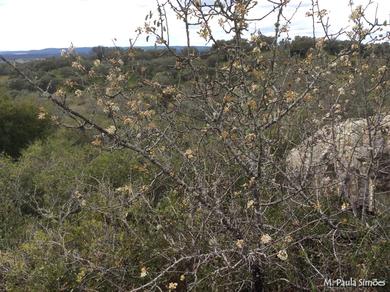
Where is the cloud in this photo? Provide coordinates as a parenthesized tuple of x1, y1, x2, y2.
(0, 0, 388, 51)
(0, 0, 156, 50)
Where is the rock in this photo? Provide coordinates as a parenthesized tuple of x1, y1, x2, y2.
(286, 115, 390, 217)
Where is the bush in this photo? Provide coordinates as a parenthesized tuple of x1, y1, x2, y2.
(0, 92, 52, 158)
(7, 77, 35, 91)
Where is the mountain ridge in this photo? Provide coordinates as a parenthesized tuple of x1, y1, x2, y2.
(0, 46, 211, 60)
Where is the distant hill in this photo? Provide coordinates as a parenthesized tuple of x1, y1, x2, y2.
(0, 46, 210, 60)
(0, 47, 93, 60)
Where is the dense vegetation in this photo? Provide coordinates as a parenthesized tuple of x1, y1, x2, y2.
(0, 0, 389, 291)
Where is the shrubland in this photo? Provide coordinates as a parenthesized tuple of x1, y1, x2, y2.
(0, 0, 389, 291)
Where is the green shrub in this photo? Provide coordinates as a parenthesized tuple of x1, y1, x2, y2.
(0, 92, 53, 158)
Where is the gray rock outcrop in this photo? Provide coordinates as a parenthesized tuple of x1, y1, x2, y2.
(286, 115, 390, 216)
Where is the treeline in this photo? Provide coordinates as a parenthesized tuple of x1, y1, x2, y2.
(210, 35, 390, 57)
(287, 36, 390, 57)
(1, 35, 388, 95)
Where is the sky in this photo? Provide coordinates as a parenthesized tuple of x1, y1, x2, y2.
(0, 0, 388, 51)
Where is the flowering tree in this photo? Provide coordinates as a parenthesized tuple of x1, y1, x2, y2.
(1, 0, 389, 290)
